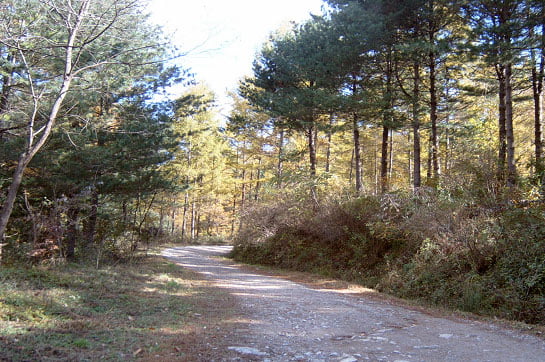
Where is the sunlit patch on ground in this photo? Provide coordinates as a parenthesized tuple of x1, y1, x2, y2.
(0, 251, 241, 361)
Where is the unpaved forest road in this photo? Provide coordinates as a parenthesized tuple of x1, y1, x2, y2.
(162, 246, 545, 362)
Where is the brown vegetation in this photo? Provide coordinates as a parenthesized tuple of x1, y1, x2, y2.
(232, 187, 545, 325)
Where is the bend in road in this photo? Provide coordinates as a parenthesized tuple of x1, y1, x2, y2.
(162, 246, 545, 362)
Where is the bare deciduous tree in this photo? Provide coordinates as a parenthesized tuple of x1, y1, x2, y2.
(0, 0, 151, 256)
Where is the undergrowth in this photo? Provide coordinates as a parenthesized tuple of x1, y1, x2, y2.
(231, 189, 545, 325)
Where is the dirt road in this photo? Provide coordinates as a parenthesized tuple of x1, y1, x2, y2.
(162, 246, 545, 362)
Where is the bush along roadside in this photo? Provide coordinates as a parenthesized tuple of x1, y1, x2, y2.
(231, 193, 545, 325)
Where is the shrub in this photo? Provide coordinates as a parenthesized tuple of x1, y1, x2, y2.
(232, 188, 545, 325)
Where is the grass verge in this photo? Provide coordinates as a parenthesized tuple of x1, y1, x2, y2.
(0, 249, 238, 361)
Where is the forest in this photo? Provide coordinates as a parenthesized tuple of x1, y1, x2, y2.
(1, 0, 545, 325)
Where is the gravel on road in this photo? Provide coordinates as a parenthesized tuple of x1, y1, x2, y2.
(162, 245, 545, 362)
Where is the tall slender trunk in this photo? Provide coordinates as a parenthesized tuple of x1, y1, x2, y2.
(496, 64, 507, 182)
(190, 199, 196, 241)
(314, 125, 318, 159)
(535, 18, 545, 185)
(171, 208, 176, 235)
(429, 47, 440, 183)
(85, 189, 98, 245)
(374, 134, 379, 195)
(326, 116, 333, 173)
(427, 136, 432, 181)
(381, 50, 393, 193)
(533, 65, 543, 172)
(277, 127, 285, 188)
(532, 43, 544, 177)
(349, 148, 355, 184)
(240, 168, 246, 211)
(123, 200, 128, 227)
(133, 195, 140, 232)
(413, 62, 422, 190)
(408, 132, 412, 186)
(353, 114, 362, 193)
(505, 63, 516, 186)
(388, 128, 394, 180)
(248, 170, 254, 202)
(159, 205, 164, 233)
(181, 192, 189, 241)
(308, 124, 317, 176)
(444, 115, 450, 173)
(231, 191, 236, 237)
(381, 125, 389, 193)
(254, 158, 262, 201)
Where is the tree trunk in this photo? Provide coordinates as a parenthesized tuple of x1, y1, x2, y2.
(277, 127, 284, 188)
(136, 192, 156, 236)
(181, 192, 189, 241)
(535, 17, 545, 188)
(374, 134, 379, 195)
(0, 0, 90, 245)
(496, 64, 507, 183)
(426, 136, 432, 181)
(255, 158, 262, 201)
(190, 200, 196, 241)
(408, 132, 412, 186)
(444, 115, 451, 173)
(248, 170, 254, 203)
(381, 125, 389, 193)
(349, 148, 354, 184)
(159, 207, 164, 234)
(65, 206, 80, 260)
(133, 195, 140, 231)
(429, 48, 440, 183)
(413, 62, 422, 190)
(196, 213, 201, 239)
(532, 50, 544, 177)
(326, 116, 333, 173)
(0, 159, 28, 249)
(85, 189, 98, 245)
(505, 63, 516, 186)
(240, 168, 246, 211)
(381, 49, 393, 193)
(123, 200, 128, 227)
(171, 207, 176, 235)
(308, 124, 317, 176)
(388, 128, 394, 180)
(231, 191, 237, 237)
(353, 114, 362, 193)
(240, 142, 247, 210)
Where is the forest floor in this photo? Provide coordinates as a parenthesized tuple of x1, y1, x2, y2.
(162, 245, 545, 362)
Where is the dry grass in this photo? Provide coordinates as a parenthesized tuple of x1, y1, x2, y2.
(0, 248, 242, 361)
(232, 192, 545, 329)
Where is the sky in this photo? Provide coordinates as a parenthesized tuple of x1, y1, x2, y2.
(147, 0, 325, 117)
